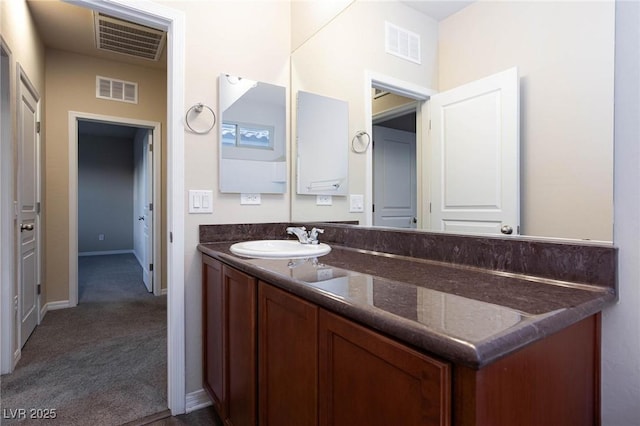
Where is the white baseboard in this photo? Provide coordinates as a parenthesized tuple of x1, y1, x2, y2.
(161, 287, 168, 296)
(185, 389, 212, 413)
(45, 300, 73, 311)
(78, 249, 134, 257)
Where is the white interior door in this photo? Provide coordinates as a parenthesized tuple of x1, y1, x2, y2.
(430, 67, 519, 235)
(142, 130, 153, 292)
(373, 125, 417, 228)
(18, 72, 40, 347)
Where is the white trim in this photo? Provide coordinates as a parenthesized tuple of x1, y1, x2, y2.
(67, 0, 186, 415)
(185, 389, 212, 414)
(0, 35, 14, 375)
(161, 287, 168, 296)
(43, 300, 73, 311)
(364, 71, 434, 227)
(78, 249, 135, 257)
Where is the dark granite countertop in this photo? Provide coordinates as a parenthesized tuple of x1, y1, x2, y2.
(198, 241, 615, 369)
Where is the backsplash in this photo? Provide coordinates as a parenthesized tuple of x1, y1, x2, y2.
(199, 222, 617, 290)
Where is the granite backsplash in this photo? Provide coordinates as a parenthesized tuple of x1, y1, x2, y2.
(199, 222, 617, 291)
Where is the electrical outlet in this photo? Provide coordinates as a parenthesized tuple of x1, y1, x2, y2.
(241, 193, 261, 205)
(316, 195, 333, 206)
(98, 234, 105, 241)
(349, 194, 364, 212)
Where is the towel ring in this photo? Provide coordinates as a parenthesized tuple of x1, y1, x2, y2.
(351, 130, 371, 153)
(185, 103, 216, 134)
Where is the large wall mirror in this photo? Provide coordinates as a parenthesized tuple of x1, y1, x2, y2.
(290, 0, 615, 242)
(219, 73, 287, 194)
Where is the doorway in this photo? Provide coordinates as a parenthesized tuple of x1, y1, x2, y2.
(372, 101, 418, 228)
(71, 114, 161, 305)
(365, 73, 433, 228)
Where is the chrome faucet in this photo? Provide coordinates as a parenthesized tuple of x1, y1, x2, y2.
(308, 227, 324, 244)
(286, 226, 325, 244)
(286, 226, 310, 244)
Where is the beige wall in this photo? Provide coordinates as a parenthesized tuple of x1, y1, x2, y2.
(438, 1, 615, 241)
(0, 0, 46, 359)
(290, 0, 354, 52)
(291, 0, 439, 223)
(161, 0, 292, 393)
(44, 49, 167, 302)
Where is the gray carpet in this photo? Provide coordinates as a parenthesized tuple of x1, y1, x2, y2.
(0, 254, 168, 425)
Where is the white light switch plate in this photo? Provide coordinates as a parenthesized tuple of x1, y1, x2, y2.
(349, 194, 364, 212)
(316, 195, 333, 206)
(241, 193, 261, 205)
(189, 190, 213, 213)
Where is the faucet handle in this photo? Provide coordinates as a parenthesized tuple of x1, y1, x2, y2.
(309, 227, 324, 244)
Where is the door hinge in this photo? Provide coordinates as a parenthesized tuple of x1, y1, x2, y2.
(372, 204, 375, 213)
(170, 232, 173, 243)
(36, 202, 41, 214)
(429, 119, 431, 130)
(429, 202, 432, 213)
(36, 122, 41, 134)
(37, 284, 41, 295)
(149, 263, 154, 272)
(149, 203, 153, 211)
(149, 144, 153, 152)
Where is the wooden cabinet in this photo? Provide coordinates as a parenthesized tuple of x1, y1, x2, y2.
(202, 256, 257, 426)
(258, 282, 318, 426)
(319, 309, 451, 426)
(202, 255, 600, 426)
(202, 255, 224, 416)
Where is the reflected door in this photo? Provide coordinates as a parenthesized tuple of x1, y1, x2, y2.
(372, 126, 417, 228)
(430, 67, 519, 235)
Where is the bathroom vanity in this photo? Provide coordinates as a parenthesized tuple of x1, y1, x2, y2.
(198, 223, 616, 426)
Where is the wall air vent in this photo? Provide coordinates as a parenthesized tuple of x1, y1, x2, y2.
(385, 21, 421, 64)
(96, 76, 138, 104)
(94, 12, 166, 61)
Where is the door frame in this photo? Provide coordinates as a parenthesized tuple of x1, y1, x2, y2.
(363, 71, 434, 227)
(0, 36, 14, 374)
(70, 113, 162, 302)
(65, 0, 186, 414)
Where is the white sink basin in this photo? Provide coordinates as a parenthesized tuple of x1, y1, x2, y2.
(230, 240, 331, 259)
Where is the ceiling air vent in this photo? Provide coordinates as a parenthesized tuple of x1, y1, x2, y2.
(385, 21, 421, 65)
(94, 12, 166, 61)
(96, 76, 138, 104)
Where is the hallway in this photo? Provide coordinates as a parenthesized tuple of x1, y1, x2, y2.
(1, 254, 167, 425)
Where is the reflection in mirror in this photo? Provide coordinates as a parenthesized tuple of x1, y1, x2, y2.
(219, 73, 286, 194)
(290, 0, 614, 241)
(296, 91, 349, 196)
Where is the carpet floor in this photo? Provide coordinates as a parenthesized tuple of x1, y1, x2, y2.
(0, 254, 167, 425)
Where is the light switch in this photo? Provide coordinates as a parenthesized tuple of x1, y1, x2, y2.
(189, 190, 213, 213)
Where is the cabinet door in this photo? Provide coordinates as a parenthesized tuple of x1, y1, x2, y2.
(224, 265, 257, 426)
(259, 282, 318, 426)
(319, 309, 451, 426)
(202, 256, 225, 416)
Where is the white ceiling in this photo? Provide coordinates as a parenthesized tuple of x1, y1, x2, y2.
(400, 0, 474, 21)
